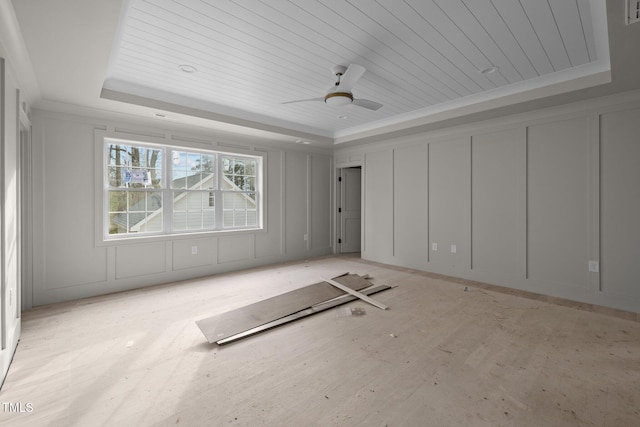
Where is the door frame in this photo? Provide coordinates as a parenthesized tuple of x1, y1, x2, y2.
(335, 162, 363, 254)
(19, 106, 32, 311)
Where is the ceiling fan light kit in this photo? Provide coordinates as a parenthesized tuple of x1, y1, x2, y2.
(325, 91, 354, 106)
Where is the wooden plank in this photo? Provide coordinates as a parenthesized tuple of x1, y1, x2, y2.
(322, 277, 388, 310)
(196, 273, 373, 343)
(216, 284, 392, 344)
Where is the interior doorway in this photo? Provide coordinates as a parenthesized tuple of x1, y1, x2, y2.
(20, 121, 32, 311)
(337, 167, 362, 254)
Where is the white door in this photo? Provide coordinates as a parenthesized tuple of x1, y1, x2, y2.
(339, 167, 361, 253)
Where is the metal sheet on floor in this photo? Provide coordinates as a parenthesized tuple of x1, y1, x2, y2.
(196, 273, 373, 343)
(216, 284, 391, 344)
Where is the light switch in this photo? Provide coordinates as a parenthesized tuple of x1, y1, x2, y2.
(432, 243, 437, 251)
(451, 244, 457, 254)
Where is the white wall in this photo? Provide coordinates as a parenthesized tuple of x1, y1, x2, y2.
(0, 56, 28, 385)
(30, 109, 334, 306)
(336, 90, 640, 313)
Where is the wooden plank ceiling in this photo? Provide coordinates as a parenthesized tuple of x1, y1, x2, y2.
(103, 0, 606, 140)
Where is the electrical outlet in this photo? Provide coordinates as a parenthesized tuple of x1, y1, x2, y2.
(627, 0, 640, 25)
(191, 246, 198, 255)
(588, 261, 599, 273)
(450, 244, 457, 254)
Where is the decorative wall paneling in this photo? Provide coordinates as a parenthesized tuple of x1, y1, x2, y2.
(337, 92, 640, 312)
(599, 108, 640, 298)
(31, 110, 333, 306)
(393, 144, 428, 266)
(428, 137, 471, 270)
(470, 127, 526, 281)
(362, 150, 393, 262)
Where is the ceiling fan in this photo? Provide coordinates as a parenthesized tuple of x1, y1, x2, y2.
(283, 64, 383, 111)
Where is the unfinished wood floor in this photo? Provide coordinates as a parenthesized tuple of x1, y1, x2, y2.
(1, 256, 639, 426)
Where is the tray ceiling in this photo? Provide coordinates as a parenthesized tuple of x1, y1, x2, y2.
(9, 0, 610, 145)
(101, 0, 609, 141)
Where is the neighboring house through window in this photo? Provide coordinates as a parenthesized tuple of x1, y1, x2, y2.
(104, 137, 262, 240)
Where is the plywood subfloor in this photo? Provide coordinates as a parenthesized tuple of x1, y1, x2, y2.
(1, 256, 639, 426)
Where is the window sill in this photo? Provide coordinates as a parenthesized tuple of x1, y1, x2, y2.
(96, 227, 266, 247)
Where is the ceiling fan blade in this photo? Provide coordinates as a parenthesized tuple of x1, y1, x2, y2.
(352, 98, 383, 111)
(337, 64, 366, 92)
(281, 98, 324, 105)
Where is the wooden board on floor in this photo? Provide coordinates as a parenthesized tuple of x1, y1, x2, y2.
(196, 273, 372, 343)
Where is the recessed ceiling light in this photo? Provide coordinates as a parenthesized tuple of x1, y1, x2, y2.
(295, 139, 311, 145)
(179, 64, 197, 73)
(337, 115, 349, 120)
(479, 66, 498, 75)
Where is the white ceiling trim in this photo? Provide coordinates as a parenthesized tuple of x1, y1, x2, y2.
(335, 61, 611, 142)
(102, 78, 335, 139)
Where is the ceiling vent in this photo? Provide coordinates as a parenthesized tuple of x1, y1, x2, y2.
(627, 0, 640, 25)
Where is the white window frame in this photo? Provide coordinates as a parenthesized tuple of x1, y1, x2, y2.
(96, 132, 264, 244)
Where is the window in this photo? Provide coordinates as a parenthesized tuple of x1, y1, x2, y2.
(171, 150, 216, 232)
(221, 156, 258, 228)
(104, 138, 262, 239)
(106, 142, 164, 235)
